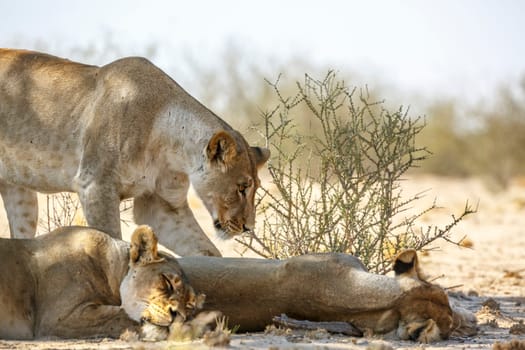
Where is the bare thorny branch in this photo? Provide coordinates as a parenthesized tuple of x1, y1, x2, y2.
(39, 194, 135, 233)
(237, 71, 475, 274)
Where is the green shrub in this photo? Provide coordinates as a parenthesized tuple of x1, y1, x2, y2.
(238, 71, 474, 273)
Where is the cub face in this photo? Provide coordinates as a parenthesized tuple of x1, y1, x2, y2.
(393, 250, 454, 343)
(120, 226, 205, 327)
(199, 130, 270, 238)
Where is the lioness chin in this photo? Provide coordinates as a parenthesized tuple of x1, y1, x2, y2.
(0, 49, 270, 257)
(0, 225, 204, 340)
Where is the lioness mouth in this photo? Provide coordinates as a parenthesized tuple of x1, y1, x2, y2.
(141, 317, 165, 326)
(214, 219, 250, 237)
(141, 309, 180, 328)
(213, 220, 243, 240)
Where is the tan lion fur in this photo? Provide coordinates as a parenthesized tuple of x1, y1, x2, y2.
(0, 49, 269, 256)
(0, 226, 202, 339)
(178, 250, 477, 343)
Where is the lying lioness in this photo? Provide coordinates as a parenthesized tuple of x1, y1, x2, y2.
(0, 226, 203, 340)
(179, 250, 477, 342)
(0, 226, 475, 343)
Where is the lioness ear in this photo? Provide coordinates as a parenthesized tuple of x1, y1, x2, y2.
(393, 249, 424, 280)
(206, 131, 238, 169)
(251, 146, 270, 169)
(130, 225, 165, 266)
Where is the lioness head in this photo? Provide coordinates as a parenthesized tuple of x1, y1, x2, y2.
(120, 226, 205, 328)
(196, 130, 270, 238)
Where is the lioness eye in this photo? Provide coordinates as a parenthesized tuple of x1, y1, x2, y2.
(238, 184, 248, 196)
(238, 180, 253, 196)
(162, 274, 173, 292)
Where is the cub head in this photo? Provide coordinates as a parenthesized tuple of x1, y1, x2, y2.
(392, 249, 476, 342)
(196, 130, 270, 238)
(393, 250, 451, 342)
(120, 226, 205, 328)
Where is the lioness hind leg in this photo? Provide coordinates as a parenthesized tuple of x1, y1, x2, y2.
(0, 183, 38, 238)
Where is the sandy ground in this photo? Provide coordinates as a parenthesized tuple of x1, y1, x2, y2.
(0, 176, 524, 349)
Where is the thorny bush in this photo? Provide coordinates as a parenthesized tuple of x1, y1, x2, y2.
(238, 71, 474, 273)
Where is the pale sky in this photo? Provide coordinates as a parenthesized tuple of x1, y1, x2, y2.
(1, 0, 524, 107)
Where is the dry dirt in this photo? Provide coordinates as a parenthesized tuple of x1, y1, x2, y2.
(0, 176, 524, 349)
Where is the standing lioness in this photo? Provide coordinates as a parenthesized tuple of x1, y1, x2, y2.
(0, 49, 269, 256)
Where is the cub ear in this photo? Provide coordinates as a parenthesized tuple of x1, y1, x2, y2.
(206, 131, 238, 169)
(251, 146, 270, 169)
(393, 249, 424, 281)
(130, 225, 165, 266)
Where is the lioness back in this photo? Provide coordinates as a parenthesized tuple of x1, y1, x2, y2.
(1, 50, 92, 190)
(0, 49, 174, 191)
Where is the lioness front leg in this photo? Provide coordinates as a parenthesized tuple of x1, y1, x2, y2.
(133, 193, 221, 256)
(0, 182, 38, 238)
(48, 304, 139, 339)
(74, 172, 122, 239)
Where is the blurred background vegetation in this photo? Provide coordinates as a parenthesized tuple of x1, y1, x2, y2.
(185, 47, 525, 191)
(16, 39, 525, 190)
